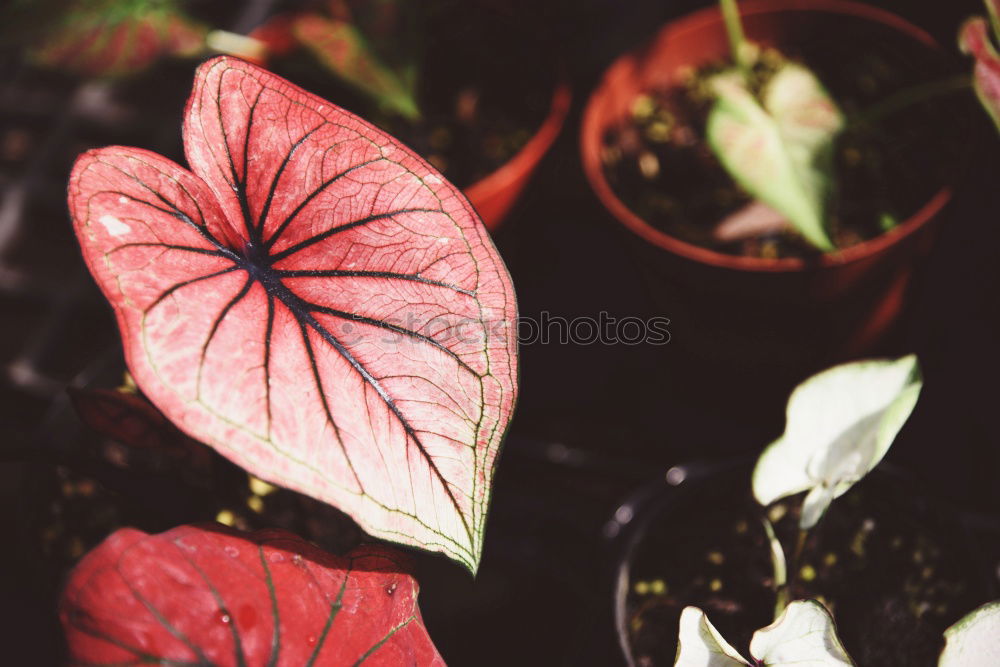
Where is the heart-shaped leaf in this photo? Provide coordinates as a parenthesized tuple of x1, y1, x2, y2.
(707, 63, 844, 251)
(752, 356, 922, 529)
(960, 3, 1000, 133)
(939, 600, 1000, 666)
(30, 0, 205, 77)
(750, 600, 853, 666)
(60, 524, 444, 666)
(68, 56, 518, 572)
(675, 607, 749, 666)
(675, 601, 853, 666)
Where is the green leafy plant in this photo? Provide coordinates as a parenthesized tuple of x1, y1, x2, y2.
(706, 0, 845, 251)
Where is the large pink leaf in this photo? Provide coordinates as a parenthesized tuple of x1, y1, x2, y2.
(68, 56, 518, 572)
(60, 525, 445, 665)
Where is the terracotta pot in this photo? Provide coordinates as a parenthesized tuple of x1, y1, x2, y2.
(467, 81, 571, 231)
(580, 0, 956, 390)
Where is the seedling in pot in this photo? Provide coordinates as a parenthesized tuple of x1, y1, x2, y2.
(674, 599, 853, 666)
(708, 0, 986, 252)
(753, 355, 922, 611)
(600, 0, 974, 260)
(649, 356, 927, 667)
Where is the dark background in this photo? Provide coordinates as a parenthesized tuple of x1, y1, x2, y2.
(2, 0, 998, 665)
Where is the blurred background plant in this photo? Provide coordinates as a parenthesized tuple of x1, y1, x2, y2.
(3, 0, 206, 77)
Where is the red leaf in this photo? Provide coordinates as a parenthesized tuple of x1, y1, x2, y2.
(68, 387, 214, 478)
(60, 525, 445, 666)
(250, 14, 299, 59)
(70, 387, 190, 453)
(68, 56, 518, 572)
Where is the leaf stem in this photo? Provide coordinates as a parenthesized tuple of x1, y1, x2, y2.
(986, 0, 1000, 43)
(850, 74, 972, 128)
(774, 528, 808, 620)
(720, 0, 750, 74)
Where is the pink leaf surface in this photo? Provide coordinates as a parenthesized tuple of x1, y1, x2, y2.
(60, 524, 445, 666)
(960, 14, 1000, 132)
(68, 56, 518, 571)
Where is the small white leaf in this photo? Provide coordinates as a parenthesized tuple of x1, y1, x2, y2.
(799, 485, 837, 535)
(750, 600, 854, 666)
(674, 607, 750, 666)
(752, 356, 922, 529)
(939, 600, 1000, 666)
(707, 63, 843, 251)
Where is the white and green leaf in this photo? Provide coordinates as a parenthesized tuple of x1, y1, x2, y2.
(939, 600, 1000, 666)
(752, 355, 922, 529)
(675, 601, 853, 666)
(675, 607, 750, 666)
(751, 600, 854, 666)
(707, 63, 844, 251)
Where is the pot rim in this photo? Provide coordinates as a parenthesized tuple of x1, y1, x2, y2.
(580, 0, 954, 274)
(466, 80, 572, 231)
(606, 458, 751, 667)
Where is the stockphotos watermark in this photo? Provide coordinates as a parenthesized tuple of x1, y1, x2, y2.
(337, 312, 671, 347)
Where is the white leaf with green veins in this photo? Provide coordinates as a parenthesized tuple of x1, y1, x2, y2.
(751, 600, 854, 666)
(939, 600, 1000, 666)
(675, 601, 853, 666)
(707, 63, 844, 251)
(752, 355, 922, 529)
(675, 607, 750, 666)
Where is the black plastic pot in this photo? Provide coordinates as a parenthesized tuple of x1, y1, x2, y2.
(606, 459, 996, 667)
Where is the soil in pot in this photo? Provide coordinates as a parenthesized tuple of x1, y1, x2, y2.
(623, 469, 988, 666)
(601, 19, 969, 259)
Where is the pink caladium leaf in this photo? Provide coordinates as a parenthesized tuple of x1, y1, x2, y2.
(60, 524, 445, 665)
(68, 56, 518, 572)
(30, 0, 205, 77)
(960, 4, 1000, 132)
